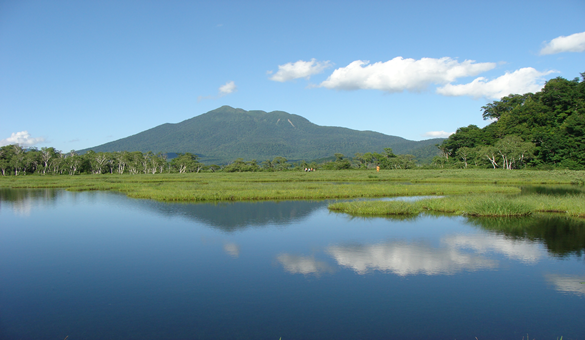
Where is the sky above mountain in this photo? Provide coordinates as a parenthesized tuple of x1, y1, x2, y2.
(1, 0, 584, 151)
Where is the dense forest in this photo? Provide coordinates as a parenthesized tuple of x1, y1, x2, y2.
(436, 73, 585, 169)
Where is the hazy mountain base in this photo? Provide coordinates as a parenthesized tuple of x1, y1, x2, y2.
(78, 106, 443, 164)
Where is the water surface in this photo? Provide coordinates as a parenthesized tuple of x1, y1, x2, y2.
(1, 189, 583, 339)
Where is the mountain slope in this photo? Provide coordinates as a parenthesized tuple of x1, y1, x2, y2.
(80, 106, 443, 163)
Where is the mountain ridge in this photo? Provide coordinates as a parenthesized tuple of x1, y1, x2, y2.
(79, 106, 443, 163)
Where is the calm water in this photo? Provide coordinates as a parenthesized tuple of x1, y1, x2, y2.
(0, 189, 584, 340)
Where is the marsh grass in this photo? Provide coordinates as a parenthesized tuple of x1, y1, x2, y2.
(329, 200, 423, 216)
(419, 195, 533, 216)
(1, 171, 584, 214)
(0, 171, 522, 202)
(329, 193, 585, 218)
(516, 193, 585, 218)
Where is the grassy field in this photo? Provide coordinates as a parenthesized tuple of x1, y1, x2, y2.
(0, 170, 525, 201)
(1, 170, 584, 218)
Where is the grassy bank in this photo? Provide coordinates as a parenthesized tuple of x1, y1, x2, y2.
(1, 169, 583, 203)
(328, 192, 585, 218)
(0, 171, 520, 201)
(1, 169, 585, 186)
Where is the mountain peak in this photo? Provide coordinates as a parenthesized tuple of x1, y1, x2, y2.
(80, 106, 443, 163)
(210, 105, 249, 114)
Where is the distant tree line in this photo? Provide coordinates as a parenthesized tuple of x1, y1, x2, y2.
(0, 147, 180, 176)
(435, 72, 585, 170)
(0, 144, 420, 176)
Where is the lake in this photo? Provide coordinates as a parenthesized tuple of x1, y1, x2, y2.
(1, 189, 584, 340)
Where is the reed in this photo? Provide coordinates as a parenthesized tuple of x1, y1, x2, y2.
(422, 195, 533, 217)
(329, 200, 422, 216)
(328, 193, 585, 218)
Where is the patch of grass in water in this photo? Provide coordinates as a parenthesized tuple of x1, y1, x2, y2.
(329, 200, 422, 216)
(329, 193, 585, 218)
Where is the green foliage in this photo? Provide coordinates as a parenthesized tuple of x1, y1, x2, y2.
(170, 153, 201, 173)
(0, 147, 172, 176)
(439, 73, 585, 169)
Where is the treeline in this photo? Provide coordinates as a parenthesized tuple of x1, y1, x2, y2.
(0, 146, 198, 176)
(436, 72, 585, 170)
(220, 149, 417, 172)
(0, 144, 419, 176)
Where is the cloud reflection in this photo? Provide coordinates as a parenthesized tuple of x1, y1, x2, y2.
(545, 274, 585, 296)
(10, 200, 33, 216)
(442, 234, 543, 263)
(327, 241, 497, 276)
(276, 254, 334, 275)
(223, 243, 240, 258)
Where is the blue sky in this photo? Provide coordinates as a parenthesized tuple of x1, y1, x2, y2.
(1, 0, 584, 152)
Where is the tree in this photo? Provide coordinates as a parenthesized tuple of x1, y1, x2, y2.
(65, 151, 81, 175)
(330, 153, 351, 170)
(383, 148, 396, 158)
(40, 147, 58, 175)
(494, 136, 535, 170)
(11, 145, 25, 176)
(481, 94, 526, 121)
(171, 153, 200, 173)
(272, 157, 289, 171)
(0, 145, 16, 176)
(89, 152, 109, 174)
(261, 159, 274, 171)
(456, 147, 474, 168)
(478, 146, 499, 169)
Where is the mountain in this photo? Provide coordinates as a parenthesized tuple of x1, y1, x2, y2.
(80, 106, 443, 163)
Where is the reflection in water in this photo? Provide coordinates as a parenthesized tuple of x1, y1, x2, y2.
(327, 241, 497, 276)
(1, 188, 329, 231)
(223, 243, 241, 258)
(0, 188, 62, 216)
(139, 199, 329, 232)
(276, 254, 335, 275)
(468, 216, 585, 258)
(545, 274, 585, 296)
(442, 234, 543, 263)
(8, 198, 33, 216)
(521, 185, 585, 196)
(2, 188, 585, 339)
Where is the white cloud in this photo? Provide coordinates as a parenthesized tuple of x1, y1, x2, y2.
(0, 131, 46, 147)
(270, 58, 332, 82)
(327, 241, 497, 276)
(423, 131, 454, 138)
(319, 57, 496, 93)
(540, 31, 585, 55)
(219, 81, 237, 95)
(436, 68, 555, 99)
(198, 81, 237, 101)
(276, 254, 334, 275)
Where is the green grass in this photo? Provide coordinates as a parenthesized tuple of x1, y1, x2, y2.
(0, 170, 529, 202)
(329, 193, 585, 218)
(1, 170, 583, 207)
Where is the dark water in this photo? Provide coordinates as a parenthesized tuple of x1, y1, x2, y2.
(0, 189, 584, 340)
